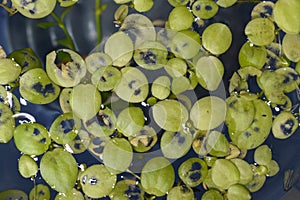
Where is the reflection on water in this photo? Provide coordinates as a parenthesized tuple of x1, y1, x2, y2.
(0, 1, 299, 200)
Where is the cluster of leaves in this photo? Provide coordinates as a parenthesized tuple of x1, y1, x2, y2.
(0, 0, 300, 200)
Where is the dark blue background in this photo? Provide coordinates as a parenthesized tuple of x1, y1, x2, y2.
(0, 0, 300, 199)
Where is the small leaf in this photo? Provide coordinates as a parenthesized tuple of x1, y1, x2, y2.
(57, 38, 74, 50)
(114, 5, 129, 21)
(96, 4, 108, 15)
(101, 4, 108, 11)
(60, 7, 72, 21)
(37, 22, 57, 29)
(0, 190, 28, 200)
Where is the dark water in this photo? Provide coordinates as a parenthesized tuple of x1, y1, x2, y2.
(0, 0, 299, 199)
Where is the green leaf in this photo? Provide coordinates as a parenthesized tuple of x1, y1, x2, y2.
(0, 102, 15, 143)
(0, 190, 28, 200)
(141, 157, 175, 196)
(57, 38, 74, 50)
(40, 148, 78, 193)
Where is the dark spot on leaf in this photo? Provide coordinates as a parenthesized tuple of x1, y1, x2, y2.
(29, 8, 36, 15)
(74, 143, 81, 150)
(180, 185, 191, 193)
(32, 82, 55, 97)
(174, 132, 186, 145)
(21, 0, 37, 6)
(125, 184, 141, 198)
(178, 136, 186, 144)
(60, 119, 75, 134)
(30, 55, 36, 62)
(174, 132, 181, 138)
(244, 132, 251, 137)
(145, 137, 154, 147)
(261, 5, 273, 18)
(159, 29, 170, 39)
(75, 62, 81, 70)
(96, 57, 105, 66)
(189, 172, 201, 182)
(106, 72, 113, 78)
(97, 114, 113, 128)
(281, 119, 294, 135)
(39, 138, 46, 143)
(33, 128, 40, 136)
(100, 76, 107, 82)
(283, 76, 290, 84)
(288, 72, 299, 81)
(22, 61, 29, 69)
(140, 50, 156, 65)
(228, 100, 237, 108)
(128, 80, 136, 89)
(134, 89, 141, 95)
(140, 129, 147, 135)
(122, 27, 141, 41)
(92, 137, 102, 145)
(253, 127, 260, 132)
(191, 162, 202, 171)
(93, 146, 104, 154)
(38, 190, 45, 196)
(205, 5, 212, 11)
(22, 51, 28, 55)
(250, 181, 258, 187)
(174, 47, 179, 53)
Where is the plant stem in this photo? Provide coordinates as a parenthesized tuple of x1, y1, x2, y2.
(95, 0, 102, 45)
(51, 11, 76, 50)
(0, 3, 17, 15)
(126, 169, 141, 180)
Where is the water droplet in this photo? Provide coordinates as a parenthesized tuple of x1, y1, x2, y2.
(275, 107, 280, 112)
(82, 175, 87, 184)
(78, 164, 86, 171)
(64, 144, 74, 153)
(6, 91, 13, 108)
(141, 101, 148, 107)
(20, 97, 27, 106)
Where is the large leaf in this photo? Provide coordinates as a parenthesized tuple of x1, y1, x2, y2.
(40, 148, 78, 193)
